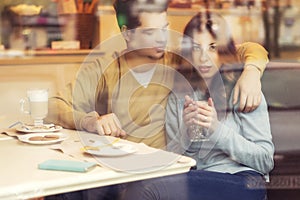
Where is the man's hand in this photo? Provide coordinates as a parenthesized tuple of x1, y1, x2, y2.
(233, 66, 262, 112)
(81, 111, 126, 137)
(96, 113, 126, 137)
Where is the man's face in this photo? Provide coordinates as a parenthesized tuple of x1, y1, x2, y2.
(126, 12, 169, 60)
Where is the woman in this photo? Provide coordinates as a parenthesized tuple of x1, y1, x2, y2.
(123, 11, 274, 200)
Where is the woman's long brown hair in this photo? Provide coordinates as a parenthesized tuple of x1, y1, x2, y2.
(177, 11, 243, 113)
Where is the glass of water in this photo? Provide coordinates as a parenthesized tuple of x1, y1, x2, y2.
(190, 124, 209, 142)
(189, 100, 209, 142)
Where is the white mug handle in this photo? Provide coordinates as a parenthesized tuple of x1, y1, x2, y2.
(20, 98, 30, 114)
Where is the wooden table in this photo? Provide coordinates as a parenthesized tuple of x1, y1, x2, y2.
(0, 129, 195, 200)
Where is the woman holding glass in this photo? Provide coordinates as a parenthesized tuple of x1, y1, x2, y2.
(123, 11, 274, 200)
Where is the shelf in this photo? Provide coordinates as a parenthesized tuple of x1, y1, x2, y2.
(11, 14, 61, 27)
(0, 49, 104, 65)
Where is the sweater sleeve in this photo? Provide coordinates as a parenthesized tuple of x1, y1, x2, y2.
(208, 93, 275, 174)
(236, 42, 269, 76)
(165, 93, 192, 154)
(45, 58, 105, 130)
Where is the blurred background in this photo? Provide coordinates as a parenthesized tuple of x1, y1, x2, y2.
(0, 0, 299, 61)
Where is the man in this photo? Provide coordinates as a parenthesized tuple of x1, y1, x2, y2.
(47, 0, 268, 149)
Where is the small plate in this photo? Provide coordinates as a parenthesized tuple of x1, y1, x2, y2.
(84, 142, 137, 157)
(16, 124, 63, 133)
(18, 132, 68, 145)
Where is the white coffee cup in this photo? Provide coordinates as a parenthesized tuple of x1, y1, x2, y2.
(20, 89, 49, 126)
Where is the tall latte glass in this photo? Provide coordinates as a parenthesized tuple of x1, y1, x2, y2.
(20, 89, 48, 127)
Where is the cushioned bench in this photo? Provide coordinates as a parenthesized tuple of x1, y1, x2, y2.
(262, 61, 300, 200)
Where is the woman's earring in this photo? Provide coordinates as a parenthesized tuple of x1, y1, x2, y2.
(121, 25, 130, 41)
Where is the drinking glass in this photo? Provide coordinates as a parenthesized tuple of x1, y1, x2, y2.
(20, 89, 48, 127)
(189, 100, 209, 142)
(190, 124, 209, 142)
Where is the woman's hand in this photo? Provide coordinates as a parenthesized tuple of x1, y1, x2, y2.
(183, 96, 219, 133)
(81, 111, 126, 138)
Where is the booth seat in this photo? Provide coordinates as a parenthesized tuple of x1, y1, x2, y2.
(262, 61, 300, 200)
(0, 58, 81, 128)
(0, 74, 57, 128)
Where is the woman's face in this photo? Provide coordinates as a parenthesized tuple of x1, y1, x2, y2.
(191, 30, 221, 81)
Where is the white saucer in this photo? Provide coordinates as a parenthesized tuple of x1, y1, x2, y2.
(16, 124, 63, 133)
(18, 132, 68, 145)
(84, 142, 137, 157)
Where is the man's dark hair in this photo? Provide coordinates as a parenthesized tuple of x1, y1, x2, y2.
(113, 0, 170, 30)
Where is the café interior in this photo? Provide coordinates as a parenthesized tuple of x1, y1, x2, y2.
(0, 0, 300, 200)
